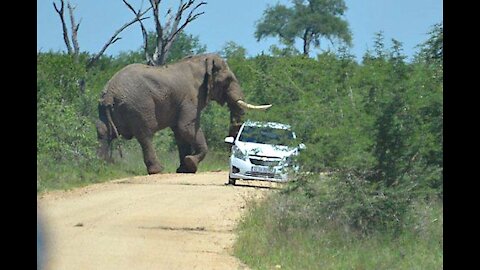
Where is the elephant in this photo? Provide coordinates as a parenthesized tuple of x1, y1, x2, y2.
(95, 53, 271, 174)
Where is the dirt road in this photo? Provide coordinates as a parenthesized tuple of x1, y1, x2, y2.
(37, 171, 278, 270)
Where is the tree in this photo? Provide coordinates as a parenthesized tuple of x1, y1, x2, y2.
(414, 22, 443, 82)
(53, 0, 150, 68)
(221, 41, 247, 60)
(154, 31, 207, 63)
(126, 0, 207, 66)
(109, 31, 207, 67)
(255, 0, 352, 56)
(415, 22, 443, 65)
(53, 0, 80, 61)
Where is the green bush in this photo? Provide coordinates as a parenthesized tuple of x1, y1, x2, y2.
(235, 181, 443, 269)
(234, 24, 442, 269)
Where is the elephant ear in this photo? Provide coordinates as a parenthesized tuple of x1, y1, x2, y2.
(205, 56, 222, 101)
(205, 57, 213, 77)
(205, 57, 214, 93)
(205, 55, 226, 78)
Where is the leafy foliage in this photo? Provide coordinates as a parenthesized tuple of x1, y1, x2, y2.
(221, 41, 247, 60)
(235, 176, 443, 269)
(228, 26, 442, 238)
(37, 53, 95, 163)
(161, 31, 207, 63)
(255, 0, 352, 55)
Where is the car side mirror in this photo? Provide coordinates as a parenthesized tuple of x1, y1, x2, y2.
(224, 137, 235, 144)
(298, 143, 306, 150)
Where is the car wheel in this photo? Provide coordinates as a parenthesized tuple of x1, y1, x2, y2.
(228, 177, 236, 185)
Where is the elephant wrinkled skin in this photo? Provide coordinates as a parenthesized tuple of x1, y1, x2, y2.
(96, 53, 271, 174)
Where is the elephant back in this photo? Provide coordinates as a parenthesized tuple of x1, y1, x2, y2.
(99, 84, 114, 106)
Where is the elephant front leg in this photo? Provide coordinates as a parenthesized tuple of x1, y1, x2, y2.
(185, 128, 208, 173)
(137, 135, 163, 174)
(173, 132, 194, 173)
(174, 124, 208, 173)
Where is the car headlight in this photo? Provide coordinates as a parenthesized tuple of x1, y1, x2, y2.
(281, 156, 291, 166)
(281, 153, 298, 167)
(232, 145, 248, 161)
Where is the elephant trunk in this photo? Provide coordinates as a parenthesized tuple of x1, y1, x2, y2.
(97, 138, 110, 161)
(224, 82, 272, 137)
(225, 82, 245, 137)
(227, 103, 245, 138)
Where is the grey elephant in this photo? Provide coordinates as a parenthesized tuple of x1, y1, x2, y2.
(96, 53, 271, 174)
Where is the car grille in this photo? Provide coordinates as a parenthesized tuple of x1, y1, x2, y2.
(249, 156, 281, 166)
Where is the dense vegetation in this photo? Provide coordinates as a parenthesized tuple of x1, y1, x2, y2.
(37, 21, 442, 269)
(233, 24, 443, 269)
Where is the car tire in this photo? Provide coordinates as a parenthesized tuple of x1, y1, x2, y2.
(228, 177, 236, 185)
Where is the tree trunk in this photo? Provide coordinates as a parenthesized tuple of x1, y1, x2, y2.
(302, 29, 312, 56)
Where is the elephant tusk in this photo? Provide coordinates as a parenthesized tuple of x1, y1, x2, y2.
(237, 100, 272, 110)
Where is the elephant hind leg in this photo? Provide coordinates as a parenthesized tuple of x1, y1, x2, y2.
(136, 135, 163, 174)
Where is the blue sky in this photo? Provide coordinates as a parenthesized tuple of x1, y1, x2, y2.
(37, 0, 443, 62)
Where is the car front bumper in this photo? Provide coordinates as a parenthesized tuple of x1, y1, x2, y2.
(229, 156, 291, 182)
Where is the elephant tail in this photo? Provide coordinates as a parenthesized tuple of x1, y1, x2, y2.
(98, 98, 123, 160)
(105, 105, 119, 139)
(105, 105, 123, 159)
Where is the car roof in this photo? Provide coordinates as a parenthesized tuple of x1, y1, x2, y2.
(243, 120, 291, 130)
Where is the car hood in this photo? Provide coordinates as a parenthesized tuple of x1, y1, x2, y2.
(235, 141, 298, 158)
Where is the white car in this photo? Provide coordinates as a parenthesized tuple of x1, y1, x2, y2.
(224, 120, 306, 185)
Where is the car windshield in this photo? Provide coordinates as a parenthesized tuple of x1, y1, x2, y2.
(238, 125, 295, 146)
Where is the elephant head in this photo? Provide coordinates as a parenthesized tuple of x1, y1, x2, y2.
(204, 55, 271, 136)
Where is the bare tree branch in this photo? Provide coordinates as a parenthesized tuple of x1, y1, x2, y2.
(53, 0, 73, 54)
(127, 0, 206, 66)
(161, 1, 206, 62)
(123, 0, 154, 65)
(165, 0, 206, 64)
(67, 2, 80, 60)
(111, 37, 122, 44)
(149, 0, 164, 65)
(163, 8, 173, 34)
(169, 1, 206, 44)
(168, 0, 186, 40)
(87, 5, 151, 69)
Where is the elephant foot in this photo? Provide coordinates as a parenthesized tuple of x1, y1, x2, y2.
(176, 166, 194, 174)
(182, 156, 198, 173)
(147, 163, 163, 175)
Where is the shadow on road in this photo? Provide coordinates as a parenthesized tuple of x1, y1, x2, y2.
(225, 182, 283, 190)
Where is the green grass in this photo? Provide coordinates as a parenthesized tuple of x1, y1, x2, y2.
(234, 189, 443, 270)
(37, 146, 229, 193)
